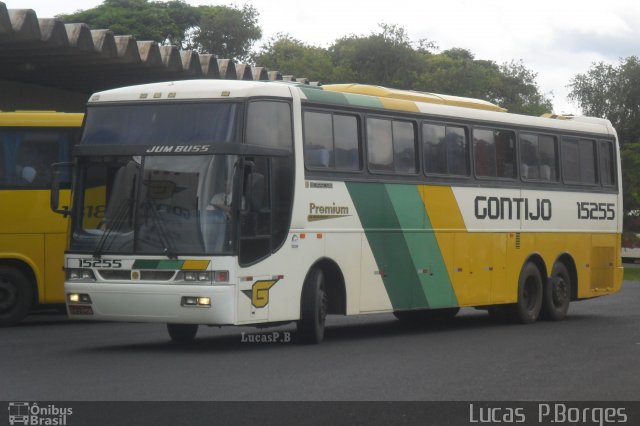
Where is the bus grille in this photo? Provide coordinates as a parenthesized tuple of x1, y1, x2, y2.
(97, 270, 130, 280)
(97, 270, 175, 281)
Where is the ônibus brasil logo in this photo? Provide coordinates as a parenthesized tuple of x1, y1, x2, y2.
(7, 402, 73, 425)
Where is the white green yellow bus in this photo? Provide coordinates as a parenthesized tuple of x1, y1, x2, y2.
(0, 111, 83, 325)
(55, 80, 623, 343)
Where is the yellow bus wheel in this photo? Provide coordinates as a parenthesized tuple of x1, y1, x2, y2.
(0, 266, 33, 326)
(510, 262, 543, 324)
(541, 263, 571, 321)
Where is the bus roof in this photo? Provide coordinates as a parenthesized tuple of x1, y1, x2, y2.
(87, 79, 616, 138)
(323, 84, 507, 112)
(0, 111, 83, 127)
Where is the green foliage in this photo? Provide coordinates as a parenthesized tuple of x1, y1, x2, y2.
(496, 61, 554, 116)
(568, 56, 640, 146)
(59, 5, 552, 116)
(623, 266, 640, 281)
(59, 0, 260, 60)
(59, 0, 196, 46)
(621, 143, 640, 214)
(255, 34, 333, 82)
(257, 24, 552, 116)
(569, 57, 640, 219)
(189, 4, 261, 61)
(418, 48, 501, 101)
(329, 24, 431, 88)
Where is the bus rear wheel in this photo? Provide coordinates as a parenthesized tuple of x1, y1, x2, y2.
(167, 323, 198, 344)
(510, 262, 543, 324)
(298, 268, 327, 344)
(0, 266, 33, 326)
(541, 263, 571, 321)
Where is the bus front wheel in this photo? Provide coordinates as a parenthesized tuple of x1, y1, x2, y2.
(298, 268, 327, 344)
(167, 323, 198, 344)
(510, 262, 543, 324)
(541, 263, 571, 321)
(0, 266, 33, 326)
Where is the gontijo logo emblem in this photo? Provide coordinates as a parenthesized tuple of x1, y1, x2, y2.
(241, 279, 279, 308)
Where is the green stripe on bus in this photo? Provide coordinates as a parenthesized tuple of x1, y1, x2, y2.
(342, 92, 384, 109)
(385, 184, 458, 309)
(346, 182, 426, 310)
(132, 260, 184, 269)
(300, 87, 349, 105)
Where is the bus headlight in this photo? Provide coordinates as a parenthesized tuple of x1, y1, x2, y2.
(66, 269, 96, 282)
(67, 293, 92, 304)
(181, 296, 211, 307)
(175, 271, 228, 284)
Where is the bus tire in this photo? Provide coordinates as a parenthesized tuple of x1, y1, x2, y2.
(541, 263, 571, 321)
(0, 266, 33, 326)
(298, 268, 327, 344)
(510, 262, 543, 324)
(167, 323, 198, 344)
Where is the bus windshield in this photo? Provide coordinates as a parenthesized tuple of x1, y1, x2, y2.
(71, 154, 238, 256)
(82, 103, 238, 145)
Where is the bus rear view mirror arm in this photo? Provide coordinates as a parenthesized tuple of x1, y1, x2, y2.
(50, 162, 73, 216)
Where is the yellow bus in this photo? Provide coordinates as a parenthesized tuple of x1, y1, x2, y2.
(0, 111, 83, 325)
(57, 80, 622, 344)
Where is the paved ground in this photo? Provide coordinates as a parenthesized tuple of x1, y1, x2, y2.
(1, 282, 639, 401)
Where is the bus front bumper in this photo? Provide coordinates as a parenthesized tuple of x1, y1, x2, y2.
(64, 282, 236, 325)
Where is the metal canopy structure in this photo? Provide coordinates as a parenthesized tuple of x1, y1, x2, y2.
(0, 2, 306, 100)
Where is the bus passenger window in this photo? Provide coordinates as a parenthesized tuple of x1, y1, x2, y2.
(473, 128, 515, 179)
(423, 123, 469, 176)
(367, 118, 416, 174)
(562, 138, 597, 185)
(392, 121, 416, 173)
(303, 111, 360, 171)
(303, 111, 333, 168)
(15, 131, 61, 187)
(600, 141, 615, 186)
(520, 133, 558, 182)
(367, 118, 393, 171)
(473, 129, 496, 177)
(333, 115, 359, 170)
(579, 139, 597, 184)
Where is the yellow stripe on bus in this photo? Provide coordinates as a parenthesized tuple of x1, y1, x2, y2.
(182, 260, 210, 270)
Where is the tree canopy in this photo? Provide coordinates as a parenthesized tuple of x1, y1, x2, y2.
(58, 0, 260, 61)
(256, 25, 553, 116)
(188, 4, 261, 62)
(569, 57, 640, 220)
(568, 56, 640, 147)
(61, 3, 553, 116)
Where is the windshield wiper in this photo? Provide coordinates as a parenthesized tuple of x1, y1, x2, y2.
(142, 198, 177, 259)
(93, 199, 132, 259)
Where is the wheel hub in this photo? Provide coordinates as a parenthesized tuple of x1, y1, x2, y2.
(552, 278, 568, 307)
(0, 279, 18, 313)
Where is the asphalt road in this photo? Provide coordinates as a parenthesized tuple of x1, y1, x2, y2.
(1, 282, 639, 401)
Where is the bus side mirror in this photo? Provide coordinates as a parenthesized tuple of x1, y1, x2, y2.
(245, 172, 264, 212)
(50, 162, 72, 216)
